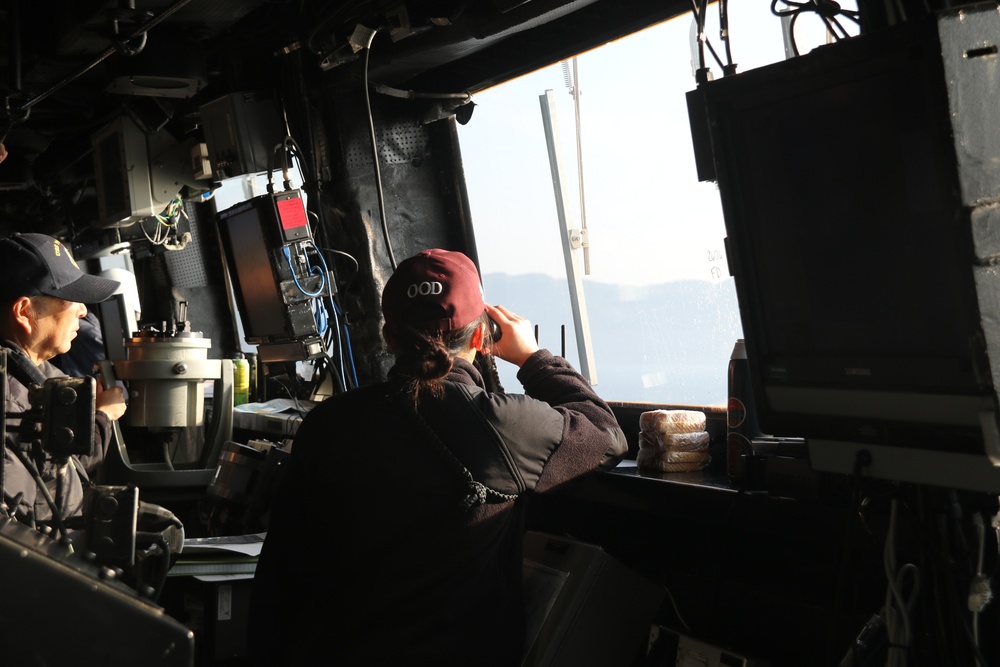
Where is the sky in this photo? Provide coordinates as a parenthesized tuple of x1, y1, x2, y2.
(457, 3, 856, 287)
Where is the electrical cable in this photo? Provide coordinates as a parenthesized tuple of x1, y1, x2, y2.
(305, 239, 357, 392)
(55, 462, 64, 519)
(161, 438, 175, 471)
(770, 0, 861, 57)
(313, 296, 329, 335)
(883, 495, 921, 667)
(662, 582, 692, 633)
(135, 531, 171, 601)
(320, 246, 359, 294)
(335, 299, 359, 389)
(968, 511, 992, 663)
(360, 28, 398, 270)
(271, 375, 306, 415)
(266, 136, 301, 194)
(328, 300, 348, 393)
(140, 196, 185, 246)
(719, 0, 736, 74)
(2, 489, 29, 523)
(282, 245, 326, 297)
(371, 83, 472, 102)
(690, 0, 707, 72)
(308, 239, 333, 296)
(830, 474, 870, 661)
(305, 7, 357, 55)
(317, 292, 348, 394)
(281, 56, 334, 301)
(687, 0, 727, 79)
(371, 82, 475, 125)
(318, 294, 341, 390)
(266, 124, 351, 397)
(325, 301, 348, 394)
(8, 445, 71, 546)
(1, 375, 9, 517)
(267, 142, 284, 194)
(280, 238, 355, 394)
(990, 505, 1000, 580)
(266, 122, 343, 396)
(941, 491, 979, 665)
(282, 138, 292, 190)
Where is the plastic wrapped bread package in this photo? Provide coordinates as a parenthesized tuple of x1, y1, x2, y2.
(637, 409, 710, 472)
(639, 409, 707, 435)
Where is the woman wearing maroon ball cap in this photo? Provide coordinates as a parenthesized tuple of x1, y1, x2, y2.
(251, 248, 626, 666)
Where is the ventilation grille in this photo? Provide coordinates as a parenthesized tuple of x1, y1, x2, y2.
(345, 120, 429, 169)
(163, 201, 210, 288)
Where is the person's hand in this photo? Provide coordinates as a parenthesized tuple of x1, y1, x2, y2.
(485, 303, 539, 368)
(95, 380, 127, 421)
(0, 142, 7, 164)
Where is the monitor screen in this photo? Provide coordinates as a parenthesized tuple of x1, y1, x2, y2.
(697, 10, 1000, 492)
(217, 196, 289, 341)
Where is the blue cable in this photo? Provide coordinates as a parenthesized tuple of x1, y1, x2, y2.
(289, 241, 358, 391)
(308, 242, 354, 388)
(283, 245, 325, 297)
(308, 240, 333, 294)
(328, 298, 347, 392)
(313, 296, 329, 335)
(305, 242, 347, 387)
(335, 299, 360, 389)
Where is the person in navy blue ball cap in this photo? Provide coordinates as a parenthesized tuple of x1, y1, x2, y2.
(0, 233, 125, 523)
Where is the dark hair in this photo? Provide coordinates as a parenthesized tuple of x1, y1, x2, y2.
(391, 312, 494, 405)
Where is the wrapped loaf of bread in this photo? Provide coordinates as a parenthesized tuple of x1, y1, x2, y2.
(637, 409, 709, 472)
(639, 409, 706, 435)
(636, 447, 710, 472)
(639, 430, 709, 452)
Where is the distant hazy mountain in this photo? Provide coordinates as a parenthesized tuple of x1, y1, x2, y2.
(482, 273, 743, 406)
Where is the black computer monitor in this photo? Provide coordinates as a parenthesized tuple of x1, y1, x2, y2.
(216, 192, 325, 362)
(217, 195, 289, 342)
(694, 7, 1000, 492)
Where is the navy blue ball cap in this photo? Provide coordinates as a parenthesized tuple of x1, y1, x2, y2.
(0, 233, 120, 304)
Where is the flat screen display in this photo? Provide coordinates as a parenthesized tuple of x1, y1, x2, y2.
(725, 50, 974, 384)
(217, 196, 288, 341)
(697, 10, 1000, 491)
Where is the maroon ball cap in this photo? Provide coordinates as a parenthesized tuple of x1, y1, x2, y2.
(381, 249, 486, 338)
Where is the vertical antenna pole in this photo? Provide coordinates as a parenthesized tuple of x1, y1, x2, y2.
(539, 89, 598, 384)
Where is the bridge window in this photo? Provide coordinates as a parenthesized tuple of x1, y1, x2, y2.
(458, 4, 855, 405)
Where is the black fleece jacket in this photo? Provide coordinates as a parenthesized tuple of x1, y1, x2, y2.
(249, 349, 626, 666)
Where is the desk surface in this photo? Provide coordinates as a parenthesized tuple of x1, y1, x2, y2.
(609, 459, 736, 493)
(603, 438, 837, 507)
